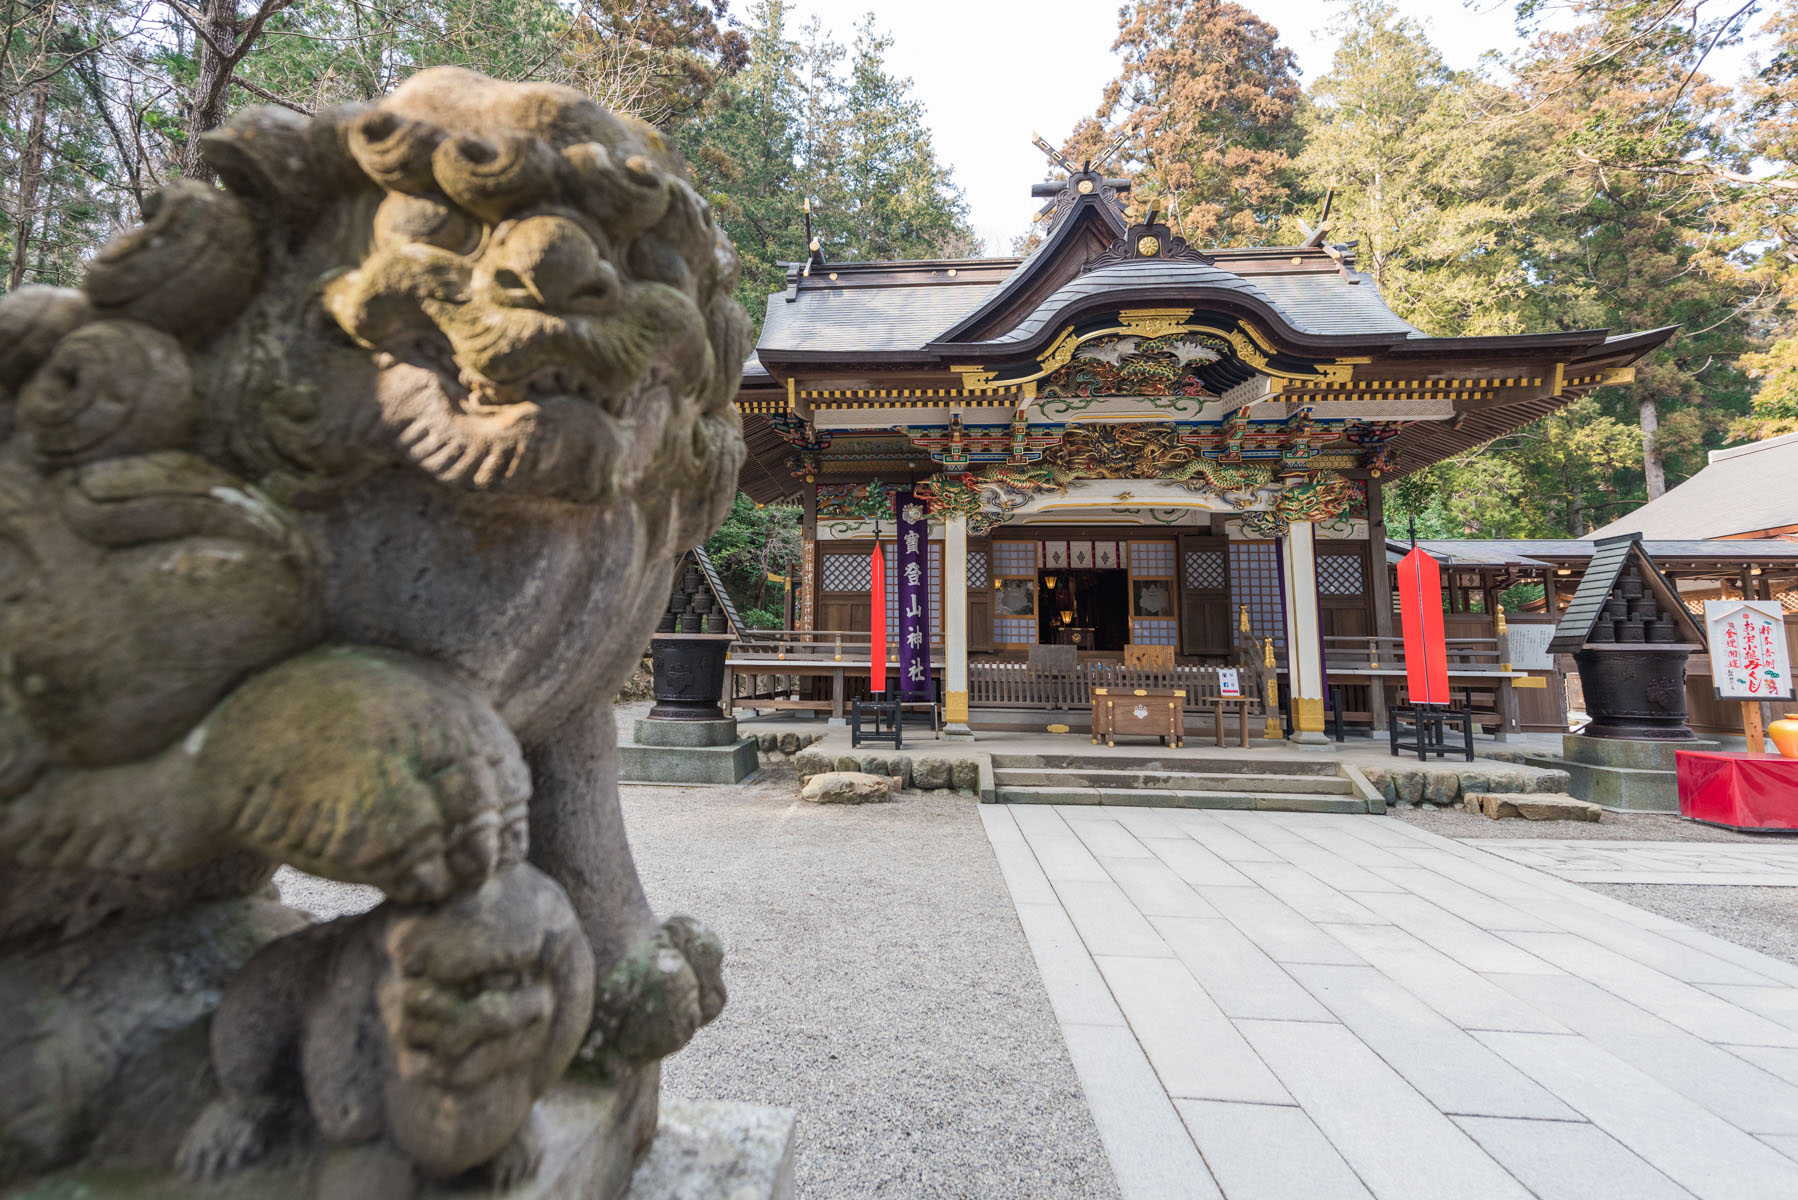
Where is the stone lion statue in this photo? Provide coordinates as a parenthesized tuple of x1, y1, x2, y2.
(0, 67, 745, 1193)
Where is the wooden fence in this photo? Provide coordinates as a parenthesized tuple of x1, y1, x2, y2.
(968, 661, 1265, 714)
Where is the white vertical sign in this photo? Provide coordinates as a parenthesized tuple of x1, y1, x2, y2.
(1705, 600, 1794, 699)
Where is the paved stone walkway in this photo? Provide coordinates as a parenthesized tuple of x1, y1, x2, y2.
(983, 805, 1798, 1200)
(1472, 839, 1798, 886)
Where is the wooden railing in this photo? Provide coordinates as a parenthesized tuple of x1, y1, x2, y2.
(968, 661, 1266, 714)
(1320, 635, 1508, 672)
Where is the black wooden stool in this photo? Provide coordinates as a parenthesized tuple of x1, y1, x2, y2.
(851, 695, 903, 749)
(1388, 702, 1474, 762)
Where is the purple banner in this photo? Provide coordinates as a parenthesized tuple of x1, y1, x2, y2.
(895, 490, 931, 700)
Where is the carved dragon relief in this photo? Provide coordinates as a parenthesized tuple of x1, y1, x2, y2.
(914, 424, 1364, 537)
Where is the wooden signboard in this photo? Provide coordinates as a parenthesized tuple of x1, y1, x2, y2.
(1705, 598, 1792, 753)
(1705, 600, 1793, 700)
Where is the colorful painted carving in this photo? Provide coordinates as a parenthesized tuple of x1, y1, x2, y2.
(914, 424, 1364, 536)
(1038, 333, 1225, 400)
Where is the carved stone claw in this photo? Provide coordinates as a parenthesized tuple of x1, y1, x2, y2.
(577, 915, 726, 1078)
(175, 1095, 290, 1180)
(484, 1107, 546, 1191)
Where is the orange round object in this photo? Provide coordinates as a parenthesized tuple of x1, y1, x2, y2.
(1770, 716, 1798, 759)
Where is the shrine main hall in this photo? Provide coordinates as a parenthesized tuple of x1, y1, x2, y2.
(730, 164, 1673, 738)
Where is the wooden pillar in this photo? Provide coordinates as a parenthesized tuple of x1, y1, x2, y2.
(1366, 478, 1394, 731)
(943, 514, 971, 736)
(1281, 520, 1328, 742)
(1495, 604, 1516, 742)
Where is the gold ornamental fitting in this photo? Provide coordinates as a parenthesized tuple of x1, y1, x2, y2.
(1136, 235, 1160, 257)
(1077, 179, 1095, 194)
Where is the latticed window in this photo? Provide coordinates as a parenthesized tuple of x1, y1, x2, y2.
(821, 553, 869, 592)
(967, 550, 988, 590)
(992, 541, 1037, 576)
(1129, 541, 1175, 575)
(1130, 618, 1178, 646)
(1317, 552, 1365, 597)
(1229, 541, 1285, 650)
(1184, 549, 1226, 590)
(994, 618, 1036, 644)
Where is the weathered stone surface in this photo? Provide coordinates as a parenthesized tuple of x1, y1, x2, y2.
(628, 1097, 796, 1200)
(618, 739, 759, 785)
(951, 759, 980, 793)
(834, 754, 861, 773)
(800, 772, 891, 805)
(1360, 766, 1399, 804)
(912, 756, 952, 790)
(1527, 768, 1573, 794)
(757, 733, 779, 753)
(894, 757, 913, 791)
(634, 718, 740, 749)
(1423, 769, 1462, 806)
(1483, 768, 1528, 794)
(777, 732, 800, 755)
(859, 755, 889, 777)
(1393, 769, 1426, 805)
(793, 748, 833, 780)
(0, 66, 751, 1195)
(1473, 792, 1602, 822)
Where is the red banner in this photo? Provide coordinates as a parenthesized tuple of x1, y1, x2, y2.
(869, 542, 887, 692)
(1397, 545, 1450, 706)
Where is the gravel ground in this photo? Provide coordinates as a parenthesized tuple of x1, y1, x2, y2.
(1391, 806, 1798, 968)
(623, 766, 1121, 1200)
(1391, 805, 1775, 842)
(1582, 882, 1798, 968)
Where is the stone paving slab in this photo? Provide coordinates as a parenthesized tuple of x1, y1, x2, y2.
(1472, 839, 1798, 885)
(985, 804, 1798, 1199)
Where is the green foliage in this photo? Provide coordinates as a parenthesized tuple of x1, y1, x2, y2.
(1065, 0, 1303, 244)
(679, 3, 976, 327)
(702, 492, 802, 628)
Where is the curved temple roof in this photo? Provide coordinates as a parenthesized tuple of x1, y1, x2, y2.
(735, 170, 1677, 503)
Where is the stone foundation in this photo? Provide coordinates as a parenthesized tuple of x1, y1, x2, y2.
(618, 718, 759, 784)
(1521, 734, 1719, 812)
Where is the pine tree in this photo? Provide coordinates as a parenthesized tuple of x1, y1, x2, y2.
(1064, 0, 1303, 245)
(1511, 0, 1762, 499)
(1297, 1, 1591, 336)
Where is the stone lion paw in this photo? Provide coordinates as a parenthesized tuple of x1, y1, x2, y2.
(484, 1108, 545, 1191)
(578, 916, 726, 1078)
(194, 647, 532, 901)
(175, 1096, 287, 1180)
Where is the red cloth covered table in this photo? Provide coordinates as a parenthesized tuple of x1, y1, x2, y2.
(1676, 750, 1798, 829)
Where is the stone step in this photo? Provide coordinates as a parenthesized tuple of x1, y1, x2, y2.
(1466, 792, 1604, 822)
(991, 768, 1354, 795)
(995, 786, 1369, 813)
(989, 752, 1340, 777)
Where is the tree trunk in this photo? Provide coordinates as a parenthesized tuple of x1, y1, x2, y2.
(181, 0, 241, 183)
(10, 73, 49, 289)
(1639, 395, 1666, 500)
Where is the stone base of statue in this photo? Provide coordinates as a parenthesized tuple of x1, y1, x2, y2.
(1523, 733, 1719, 812)
(19, 1076, 796, 1200)
(618, 717, 759, 785)
(628, 1098, 797, 1199)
